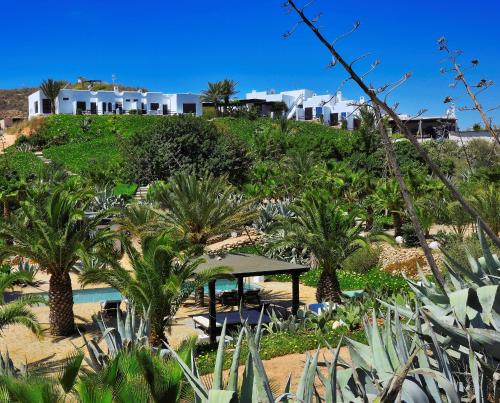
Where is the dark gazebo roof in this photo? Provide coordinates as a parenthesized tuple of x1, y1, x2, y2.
(196, 253, 309, 344)
(197, 253, 309, 277)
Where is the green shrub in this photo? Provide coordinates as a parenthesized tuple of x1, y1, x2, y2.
(401, 222, 420, 247)
(342, 246, 380, 273)
(123, 115, 252, 185)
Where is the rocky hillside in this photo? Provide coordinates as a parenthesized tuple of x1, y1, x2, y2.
(0, 88, 36, 119)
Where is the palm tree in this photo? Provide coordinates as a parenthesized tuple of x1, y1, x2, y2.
(149, 172, 256, 306)
(39, 79, 65, 114)
(81, 233, 231, 345)
(269, 194, 381, 303)
(471, 184, 500, 235)
(0, 270, 44, 336)
(200, 81, 223, 117)
(220, 79, 238, 114)
(0, 343, 195, 402)
(372, 179, 405, 236)
(0, 185, 116, 336)
(149, 171, 257, 248)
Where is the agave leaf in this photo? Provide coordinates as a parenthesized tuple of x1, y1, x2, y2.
(475, 285, 500, 327)
(369, 309, 394, 381)
(245, 323, 274, 402)
(240, 351, 255, 403)
(343, 338, 372, 370)
(213, 319, 228, 390)
(226, 328, 244, 392)
(295, 353, 310, 400)
(425, 311, 500, 361)
(163, 346, 208, 400)
(448, 288, 472, 326)
(191, 353, 203, 403)
(208, 389, 238, 402)
(468, 340, 482, 403)
(477, 221, 499, 276)
(409, 368, 460, 403)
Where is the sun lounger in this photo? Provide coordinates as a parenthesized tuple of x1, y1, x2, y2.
(100, 300, 122, 316)
(218, 290, 239, 307)
(243, 289, 261, 306)
(192, 310, 271, 332)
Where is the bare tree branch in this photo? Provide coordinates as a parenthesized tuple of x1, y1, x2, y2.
(285, 0, 500, 254)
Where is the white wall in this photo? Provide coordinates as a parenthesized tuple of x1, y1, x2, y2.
(29, 89, 202, 118)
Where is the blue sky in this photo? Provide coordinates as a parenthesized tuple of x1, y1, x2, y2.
(2, 0, 499, 128)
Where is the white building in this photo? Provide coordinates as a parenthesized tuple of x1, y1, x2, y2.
(28, 88, 202, 118)
(245, 89, 364, 129)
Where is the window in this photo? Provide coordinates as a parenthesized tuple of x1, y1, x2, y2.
(133, 99, 138, 102)
(34, 101, 39, 114)
(63, 97, 70, 101)
(182, 103, 196, 114)
(42, 99, 51, 114)
(315, 107, 323, 117)
(150, 103, 159, 111)
(125, 99, 130, 102)
(341, 112, 347, 119)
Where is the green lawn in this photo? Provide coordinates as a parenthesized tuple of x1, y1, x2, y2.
(43, 136, 121, 173)
(0, 150, 45, 177)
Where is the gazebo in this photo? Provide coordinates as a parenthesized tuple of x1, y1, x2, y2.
(196, 253, 310, 343)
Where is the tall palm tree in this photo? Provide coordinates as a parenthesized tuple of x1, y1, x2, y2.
(220, 79, 238, 115)
(39, 79, 65, 114)
(81, 233, 231, 345)
(0, 185, 116, 336)
(149, 171, 256, 305)
(200, 81, 223, 117)
(269, 194, 382, 303)
(372, 179, 405, 236)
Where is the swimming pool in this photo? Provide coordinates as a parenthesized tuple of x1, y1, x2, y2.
(6, 281, 258, 305)
(6, 288, 124, 304)
(204, 279, 258, 293)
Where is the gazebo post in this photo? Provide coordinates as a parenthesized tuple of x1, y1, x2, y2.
(208, 280, 217, 344)
(292, 272, 300, 315)
(237, 277, 244, 307)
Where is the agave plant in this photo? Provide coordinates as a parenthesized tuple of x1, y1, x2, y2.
(383, 222, 500, 400)
(316, 308, 462, 402)
(80, 303, 155, 371)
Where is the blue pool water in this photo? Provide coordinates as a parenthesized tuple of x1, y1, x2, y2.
(4, 287, 123, 304)
(203, 279, 258, 293)
(6, 281, 258, 305)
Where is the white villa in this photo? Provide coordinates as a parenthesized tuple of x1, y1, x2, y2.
(28, 88, 202, 118)
(245, 89, 364, 129)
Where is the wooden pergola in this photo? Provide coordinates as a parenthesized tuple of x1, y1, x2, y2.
(196, 253, 310, 344)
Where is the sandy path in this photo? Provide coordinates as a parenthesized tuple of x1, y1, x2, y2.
(0, 133, 17, 153)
